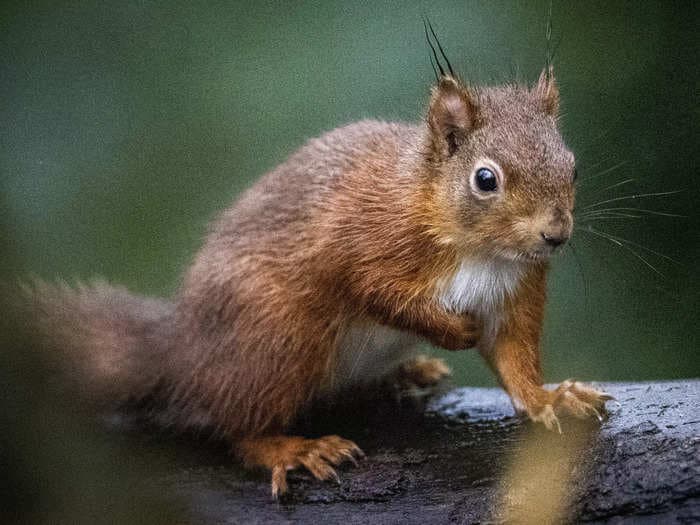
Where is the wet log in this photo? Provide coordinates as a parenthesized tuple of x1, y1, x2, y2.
(148, 381, 699, 524)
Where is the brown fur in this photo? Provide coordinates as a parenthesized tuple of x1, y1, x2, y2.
(28, 71, 610, 496)
(397, 356, 452, 388)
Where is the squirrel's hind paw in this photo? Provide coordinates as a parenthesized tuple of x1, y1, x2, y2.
(239, 434, 364, 499)
(397, 355, 452, 388)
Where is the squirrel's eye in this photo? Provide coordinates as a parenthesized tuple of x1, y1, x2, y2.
(475, 167, 498, 192)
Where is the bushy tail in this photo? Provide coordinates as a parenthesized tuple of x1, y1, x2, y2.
(21, 280, 175, 406)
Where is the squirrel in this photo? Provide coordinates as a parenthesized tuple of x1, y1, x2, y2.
(26, 46, 613, 497)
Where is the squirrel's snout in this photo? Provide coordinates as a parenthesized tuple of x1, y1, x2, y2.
(538, 208, 572, 250)
(540, 231, 568, 248)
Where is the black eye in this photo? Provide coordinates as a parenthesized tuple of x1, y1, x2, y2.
(475, 167, 498, 192)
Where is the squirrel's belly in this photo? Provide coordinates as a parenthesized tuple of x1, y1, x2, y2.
(333, 322, 420, 391)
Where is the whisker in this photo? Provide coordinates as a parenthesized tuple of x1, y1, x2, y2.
(577, 227, 663, 277)
(348, 322, 374, 381)
(576, 226, 666, 277)
(592, 178, 636, 195)
(586, 226, 682, 266)
(578, 215, 642, 221)
(578, 208, 642, 217)
(581, 190, 682, 210)
(566, 241, 591, 318)
(577, 160, 627, 186)
(576, 154, 613, 174)
(579, 206, 686, 218)
(578, 211, 642, 220)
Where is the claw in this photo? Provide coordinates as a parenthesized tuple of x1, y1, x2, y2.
(271, 464, 288, 500)
(587, 405, 604, 422)
(339, 449, 359, 466)
(599, 391, 615, 401)
(301, 453, 338, 481)
(242, 435, 362, 499)
(534, 404, 562, 434)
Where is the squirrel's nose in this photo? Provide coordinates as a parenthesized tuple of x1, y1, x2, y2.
(541, 231, 568, 248)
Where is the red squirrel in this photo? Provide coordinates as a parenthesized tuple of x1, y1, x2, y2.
(28, 48, 612, 497)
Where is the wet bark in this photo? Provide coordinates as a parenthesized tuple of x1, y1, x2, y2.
(144, 381, 699, 524)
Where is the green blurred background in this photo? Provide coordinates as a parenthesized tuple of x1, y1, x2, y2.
(2, 0, 699, 386)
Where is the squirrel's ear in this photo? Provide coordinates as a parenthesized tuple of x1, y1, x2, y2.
(427, 77, 478, 158)
(534, 66, 559, 116)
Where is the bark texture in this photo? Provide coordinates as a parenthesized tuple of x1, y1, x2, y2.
(144, 381, 699, 524)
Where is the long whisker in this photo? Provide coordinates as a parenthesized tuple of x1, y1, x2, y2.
(577, 160, 627, 185)
(586, 226, 681, 265)
(576, 208, 641, 219)
(566, 241, 591, 317)
(579, 177, 635, 200)
(579, 206, 686, 218)
(578, 210, 643, 219)
(591, 178, 636, 196)
(581, 190, 682, 210)
(577, 227, 665, 276)
(578, 215, 642, 221)
(577, 227, 663, 276)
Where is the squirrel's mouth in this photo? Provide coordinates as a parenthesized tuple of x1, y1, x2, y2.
(498, 242, 562, 263)
(519, 249, 555, 262)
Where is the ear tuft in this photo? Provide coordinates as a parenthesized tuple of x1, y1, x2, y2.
(427, 77, 477, 159)
(534, 66, 559, 116)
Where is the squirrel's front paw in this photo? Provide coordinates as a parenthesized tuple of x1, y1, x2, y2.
(526, 381, 614, 433)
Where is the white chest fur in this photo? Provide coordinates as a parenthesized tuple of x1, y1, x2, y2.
(436, 258, 525, 348)
(436, 258, 525, 316)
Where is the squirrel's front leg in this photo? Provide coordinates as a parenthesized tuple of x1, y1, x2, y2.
(364, 291, 481, 351)
(481, 265, 612, 432)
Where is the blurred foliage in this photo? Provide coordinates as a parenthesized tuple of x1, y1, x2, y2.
(2, 0, 698, 389)
(0, 221, 185, 521)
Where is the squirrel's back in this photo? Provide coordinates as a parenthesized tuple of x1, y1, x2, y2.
(178, 118, 422, 326)
(208, 119, 416, 243)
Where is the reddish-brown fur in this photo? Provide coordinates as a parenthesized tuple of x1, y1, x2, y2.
(28, 70, 611, 497)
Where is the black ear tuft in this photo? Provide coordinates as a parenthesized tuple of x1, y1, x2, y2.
(423, 17, 455, 80)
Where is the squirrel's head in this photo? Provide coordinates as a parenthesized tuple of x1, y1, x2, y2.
(424, 70, 576, 262)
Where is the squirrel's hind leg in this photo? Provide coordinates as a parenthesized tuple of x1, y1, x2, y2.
(237, 435, 364, 498)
